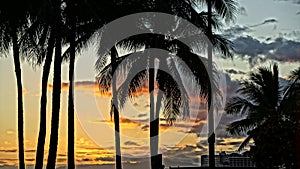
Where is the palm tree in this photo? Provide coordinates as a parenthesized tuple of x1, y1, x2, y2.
(22, 1, 58, 168)
(195, 0, 238, 167)
(287, 67, 300, 169)
(63, 1, 121, 168)
(46, 0, 63, 167)
(0, 0, 35, 168)
(111, 45, 122, 169)
(95, 1, 235, 168)
(96, 32, 216, 169)
(225, 64, 298, 168)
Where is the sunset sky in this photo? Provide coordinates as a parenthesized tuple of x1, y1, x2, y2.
(0, 0, 299, 168)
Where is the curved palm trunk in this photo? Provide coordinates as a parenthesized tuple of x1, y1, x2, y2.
(67, 6, 76, 169)
(12, 29, 26, 169)
(111, 46, 122, 169)
(35, 29, 55, 169)
(207, 0, 215, 168)
(46, 2, 62, 167)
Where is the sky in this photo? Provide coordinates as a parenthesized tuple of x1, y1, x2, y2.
(0, 0, 299, 168)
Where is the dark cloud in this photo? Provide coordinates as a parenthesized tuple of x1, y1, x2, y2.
(269, 38, 300, 62)
(0, 149, 17, 153)
(80, 158, 92, 162)
(223, 25, 252, 38)
(249, 18, 278, 28)
(223, 18, 278, 39)
(141, 124, 149, 131)
(239, 6, 247, 16)
(124, 141, 141, 146)
(25, 158, 35, 162)
(137, 113, 147, 118)
(224, 73, 240, 100)
(225, 69, 246, 75)
(232, 36, 300, 66)
(25, 149, 36, 153)
(95, 157, 115, 162)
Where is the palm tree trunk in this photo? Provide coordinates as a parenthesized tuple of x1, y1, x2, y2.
(35, 29, 55, 169)
(67, 5, 76, 169)
(149, 57, 156, 169)
(46, 2, 62, 167)
(12, 29, 26, 169)
(207, 0, 215, 168)
(153, 89, 163, 166)
(153, 90, 163, 154)
(111, 46, 122, 169)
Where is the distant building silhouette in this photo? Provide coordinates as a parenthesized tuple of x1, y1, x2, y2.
(201, 151, 255, 167)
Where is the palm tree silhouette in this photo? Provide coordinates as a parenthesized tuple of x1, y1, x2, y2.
(197, 0, 238, 167)
(225, 64, 299, 168)
(289, 67, 300, 169)
(24, 0, 58, 168)
(46, 0, 64, 167)
(96, 31, 223, 169)
(43, 1, 114, 167)
(0, 1, 35, 168)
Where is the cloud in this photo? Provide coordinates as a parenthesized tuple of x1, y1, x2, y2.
(274, 0, 300, 4)
(223, 25, 252, 38)
(137, 113, 147, 118)
(5, 130, 14, 135)
(239, 6, 247, 16)
(224, 73, 240, 100)
(141, 124, 149, 131)
(225, 69, 246, 75)
(25, 149, 36, 153)
(232, 36, 300, 66)
(249, 18, 278, 28)
(95, 157, 115, 162)
(0, 149, 17, 153)
(48, 80, 97, 91)
(124, 141, 141, 146)
(90, 117, 143, 125)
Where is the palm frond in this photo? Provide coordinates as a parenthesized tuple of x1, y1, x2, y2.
(211, 0, 238, 23)
(226, 118, 256, 135)
(167, 57, 190, 118)
(156, 61, 189, 124)
(225, 96, 257, 115)
(118, 69, 148, 109)
(289, 66, 300, 82)
(210, 33, 233, 58)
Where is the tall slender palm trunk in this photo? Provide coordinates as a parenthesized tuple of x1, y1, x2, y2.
(12, 29, 26, 169)
(207, 0, 215, 167)
(67, 5, 76, 169)
(35, 30, 55, 169)
(46, 2, 62, 167)
(111, 46, 122, 169)
(149, 57, 157, 169)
